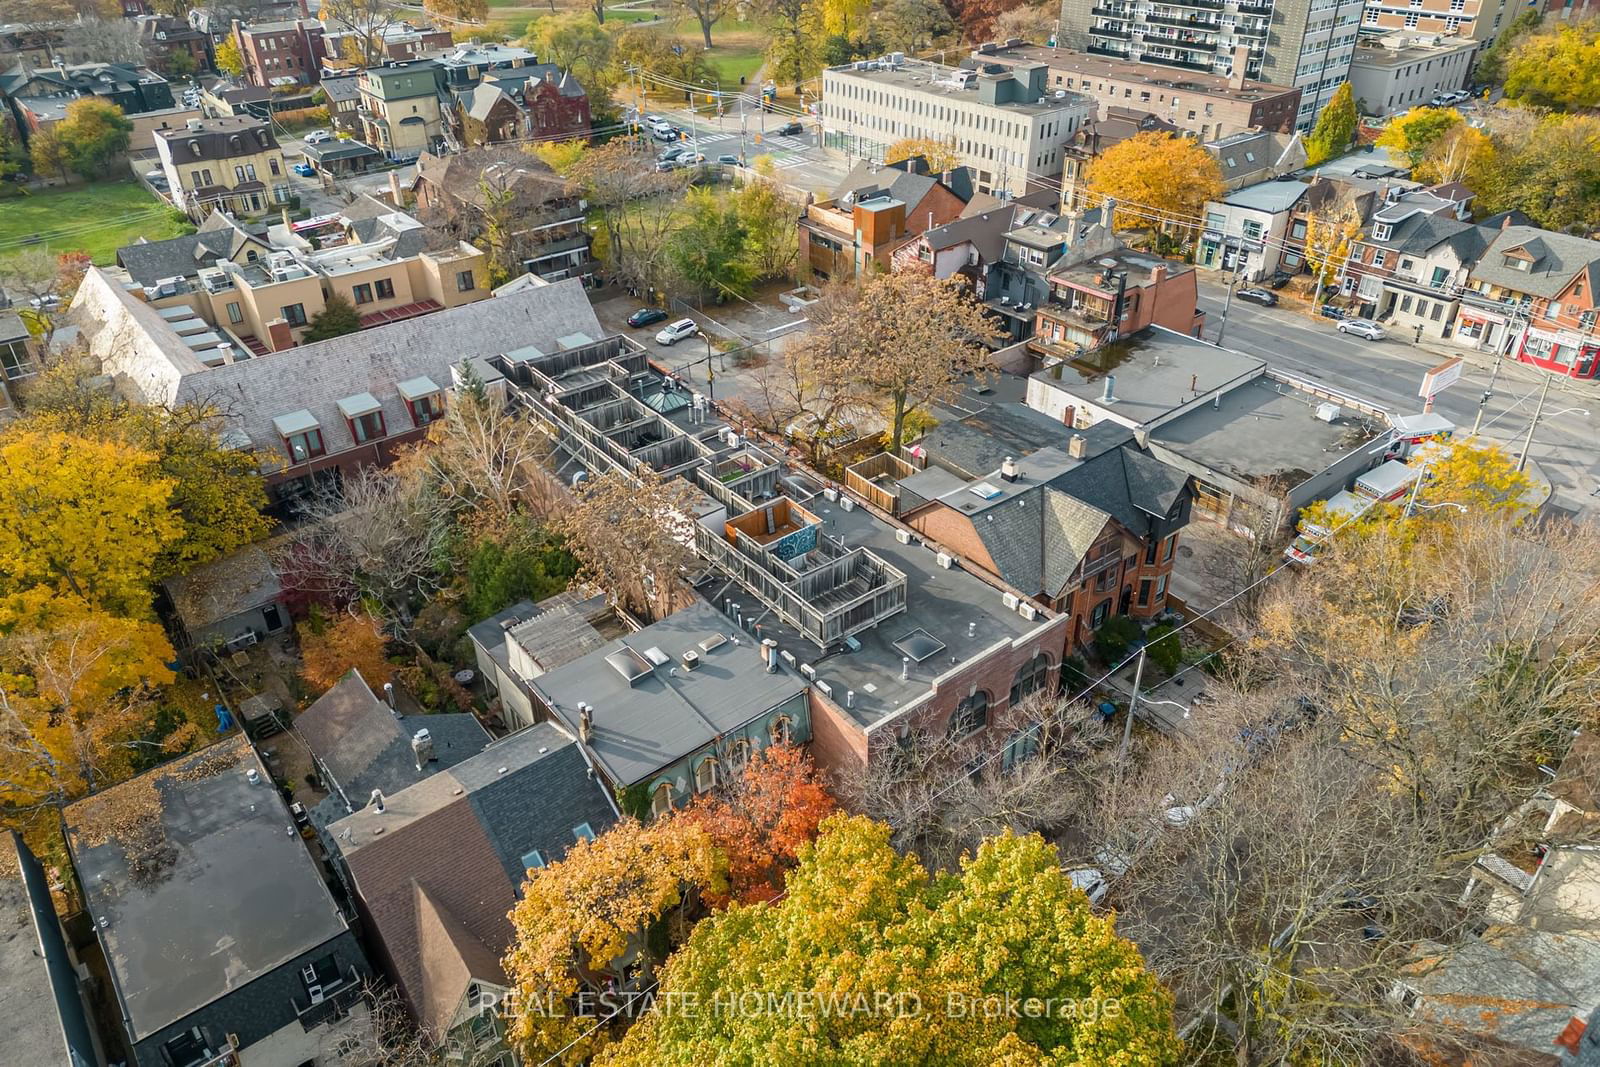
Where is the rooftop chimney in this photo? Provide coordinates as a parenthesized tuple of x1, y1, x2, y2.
(761, 638, 779, 673)
(1149, 265, 1168, 285)
(578, 702, 593, 743)
(1000, 456, 1019, 482)
(411, 728, 434, 770)
(1100, 373, 1117, 404)
(681, 649, 701, 672)
(383, 681, 395, 710)
(369, 789, 385, 812)
(1068, 433, 1087, 459)
(1229, 47, 1249, 91)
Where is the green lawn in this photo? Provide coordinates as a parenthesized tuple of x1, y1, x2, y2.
(0, 180, 193, 266)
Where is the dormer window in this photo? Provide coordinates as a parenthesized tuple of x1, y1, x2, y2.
(397, 376, 444, 427)
(1372, 222, 1391, 242)
(338, 393, 386, 443)
(1504, 255, 1529, 271)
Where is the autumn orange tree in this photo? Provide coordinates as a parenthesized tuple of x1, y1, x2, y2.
(600, 815, 1182, 1065)
(683, 744, 835, 904)
(299, 613, 393, 694)
(502, 816, 725, 1064)
(1084, 131, 1224, 240)
(553, 470, 698, 622)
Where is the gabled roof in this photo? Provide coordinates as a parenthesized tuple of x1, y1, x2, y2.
(833, 157, 974, 212)
(295, 670, 488, 815)
(1365, 212, 1493, 262)
(153, 115, 279, 161)
(0, 833, 98, 1067)
(1471, 225, 1600, 299)
(467, 81, 517, 122)
(922, 206, 1020, 263)
(329, 721, 618, 1036)
(164, 544, 281, 629)
(413, 147, 566, 211)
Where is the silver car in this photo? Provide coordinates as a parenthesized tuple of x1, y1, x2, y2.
(1338, 318, 1386, 340)
(655, 318, 699, 345)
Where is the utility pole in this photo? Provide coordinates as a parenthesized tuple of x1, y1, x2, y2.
(1516, 370, 1554, 472)
(1120, 646, 1146, 762)
(1470, 348, 1502, 436)
(1216, 239, 1239, 348)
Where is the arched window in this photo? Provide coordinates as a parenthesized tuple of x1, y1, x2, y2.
(694, 756, 720, 793)
(651, 781, 674, 818)
(1009, 653, 1054, 707)
(728, 737, 752, 773)
(1002, 725, 1041, 771)
(949, 691, 990, 738)
(769, 716, 793, 746)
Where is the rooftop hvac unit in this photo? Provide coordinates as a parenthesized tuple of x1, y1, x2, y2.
(1018, 602, 1037, 621)
(1315, 402, 1341, 423)
(895, 528, 912, 545)
(936, 552, 953, 569)
(840, 497, 855, 512)
(1001, 591, 1020, 610)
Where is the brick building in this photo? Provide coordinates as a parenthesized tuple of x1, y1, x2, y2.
(233, 18, 327, 88)
(801, 158, 974, 280)
(1458, 224, 1600, 379)
(137, 16, 213, 77)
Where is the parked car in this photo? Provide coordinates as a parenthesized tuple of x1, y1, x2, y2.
(1337, 318, 1387, 340)
(1266, 270, 1294, 290)
(28, 294, 60, 310)
(627, 307, 669, 328)
(143, 168, 169, 188)
(654, 158, 683, 172)
(303, 130, 334, 145)
(775, 120, 804, 136)
(292, 162, 316, 177)
(1066, 868, 1109, 906)
(1236, 286, 1278, 307)
(656, 318, 700, 345)
(715, 154, 741, 165)
(658, 144, 689, 161)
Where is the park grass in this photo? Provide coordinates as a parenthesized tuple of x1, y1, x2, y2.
(0, 180, 193, 266)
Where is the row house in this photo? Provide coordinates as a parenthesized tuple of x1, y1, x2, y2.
(1458, 224, 1600, 379)
(1341, 209, 1494, 341)
(0, 62, 174, 146)
(153, 115, 290, 219)
(232, 18, 327, 89)
(455, 66, 591, 148)
(1033, 247, 1205, 356)
(357, 59, 450, 160)
(137, 16, 214, 77)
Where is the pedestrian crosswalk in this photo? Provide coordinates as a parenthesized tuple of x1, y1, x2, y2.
(696, 132, 735, 144)
(768, 156, 811, 170)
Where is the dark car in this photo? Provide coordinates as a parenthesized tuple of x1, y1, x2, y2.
(628, 307, 669, 328)
(775, 121, 804, 136)
(1236, 286, 1278, 307)
(1266, 270, 1294, 290)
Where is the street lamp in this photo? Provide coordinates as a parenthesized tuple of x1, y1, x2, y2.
(1516, 369, 1589, 472)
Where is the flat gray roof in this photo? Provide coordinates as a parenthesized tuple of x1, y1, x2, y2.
(703, 490, 1046, 728)
(1221, 179, 1309, 214)
(527, 600, 808, 786)
(826, 61, 1084, 116)
(65, 735, 348, 1041)
(1148, 375, 1387, 488)
(1031, 327, 1265, 428)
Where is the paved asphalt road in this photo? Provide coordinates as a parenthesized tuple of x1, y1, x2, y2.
(1196, 279, 1600, 518)
(644, 100, 849, 195)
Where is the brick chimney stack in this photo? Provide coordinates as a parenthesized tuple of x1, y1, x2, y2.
(1229, 47, 1250, 91)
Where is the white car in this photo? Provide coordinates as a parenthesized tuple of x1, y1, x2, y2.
(1338, 318, 1386, 340)
(303, 130, 334, 145)
(1066, 868, 1108, 905)
(655, 318, 699, 345)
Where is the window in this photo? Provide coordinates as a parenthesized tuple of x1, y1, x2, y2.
(1404, 13, 1419, 27)
(1162, 535, 1175, 562)
(728, 737, 752, 772)
(350, 410, 385, 443)
(521, 848, 546, 870)
(1001, 724, 1041, 772)
(1372, 250, 1388, 269)
(651, 781, 674, 816)
(1400, 294, 1414, 314)
(1372, 222, 1392, 242)
(769, 715, 793, 745)
(1582, 310, 1597, 330)
(246, 163, 256, 180)
(1290, 219, 1308, 239)
(1091, 599, 1112, 628)
(352, 282, 373, 304)
(694, 756, 719, 792)
(1550, 301, 1564, 320)
(1242, 220, 1264, 240)
(405, 391, 444, 426)
(1009, 653, 1053, 707)
(1504, 255, 1529, 271)
(282, 428, 324, 461)
(456, 269, 476, 292)
(281, 302, 307, 326)
(1155, 574, 1168, 603)
(225, 301, 243, 324)
(1144, 539, 1158, 565)
(948, 691, 990, 738)
(572, 822, 596, 843)
(234, 164, 245, 182)
(375, 277, 395, 299)
(1, 340, 38, 381)
(1138, 578, 1153, 606)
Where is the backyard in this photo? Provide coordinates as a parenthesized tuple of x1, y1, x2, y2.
(0, 180, 193, 266)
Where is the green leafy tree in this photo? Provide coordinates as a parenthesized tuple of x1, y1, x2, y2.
(600, 815, 1183, 1066)
(1303, 82, 1356, 166)
(1469, 113, 1600, 233)
(461, 521, 576, 620)
(1144, 622, 1182, 675)
(764, 0, 826, 92)
(524, 12, 613, 90)
(1503, 19, 1600, 111)
(667, 187, 753, 299)
(301, 294, 362, 342)
(54, 97, 132, 179)
(0, 121, 27, 182)
(1474, 9, 1540, 84)
(29, 127, 70, 182)
(1375, 107, 1462, 168)
(734, 170, 798, 280)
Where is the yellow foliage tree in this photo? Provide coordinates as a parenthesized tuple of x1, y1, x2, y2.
(0, 589, 177, 810)
(1302, 205, 1361, 289)
(1084, 131, 1224, 237)
(502, 816, 726, 1064)
(1414, 123, 1495, 187)
(1375, 107, 1463, 168)
(601, 815, 1182, 1065)
(884, 136, 962, 174)
(0, 430, 182, 617)
(531, 138, 589, 176)
(214, 37, 244, 77)
(298, 614, 392, 694)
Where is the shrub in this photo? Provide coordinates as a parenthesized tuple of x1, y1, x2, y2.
(1144, 622, 1183, 676)
(1093, 614, 1143, 664)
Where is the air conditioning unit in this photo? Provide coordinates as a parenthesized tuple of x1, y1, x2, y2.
(1001, 591, 1020, 610)
(840, 497, 855, 512)
(935, 552, 953, 569)
(1018, 602, 1038, 621)
(895, 528, 912, 544)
